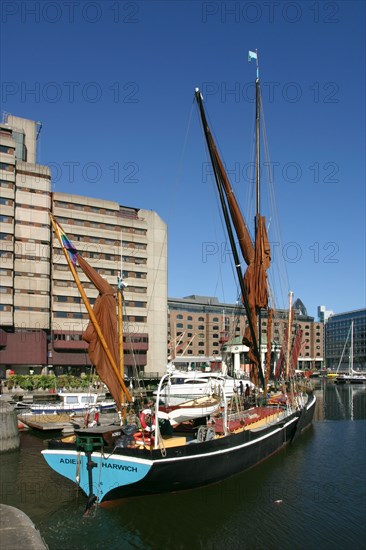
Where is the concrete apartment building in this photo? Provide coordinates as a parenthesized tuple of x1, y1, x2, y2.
(0, 115, 167, 377)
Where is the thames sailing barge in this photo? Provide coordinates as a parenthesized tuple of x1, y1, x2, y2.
(42, 53, 316, 505)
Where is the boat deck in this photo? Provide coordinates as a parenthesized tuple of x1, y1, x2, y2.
(213, 406, 283, 434)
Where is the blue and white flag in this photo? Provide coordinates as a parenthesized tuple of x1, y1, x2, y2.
(248, 50, 257, 62)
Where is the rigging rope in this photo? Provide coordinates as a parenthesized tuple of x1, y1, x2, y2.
(260, 96, 290, 311)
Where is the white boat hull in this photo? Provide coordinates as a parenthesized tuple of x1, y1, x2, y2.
(160, 396, 221, 425)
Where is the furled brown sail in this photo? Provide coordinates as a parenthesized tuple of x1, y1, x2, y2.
(50, 215, 131, 410)
(78, 255, 125, 411)
(212, 138, 271, 365)
(195, 89, 271, 383)
(243, 215, 271, 364)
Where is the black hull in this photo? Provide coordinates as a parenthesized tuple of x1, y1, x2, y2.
(335, 378, 366, 385)
(104, 394, 316, 501)
(45, 395, 316, 502)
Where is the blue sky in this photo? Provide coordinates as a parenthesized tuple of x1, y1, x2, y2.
(1, 0, 365, 318)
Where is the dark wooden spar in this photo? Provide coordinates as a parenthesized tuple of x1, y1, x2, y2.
(194, 72, 271, 388)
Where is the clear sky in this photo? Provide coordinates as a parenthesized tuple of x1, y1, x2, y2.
(1, 0, 365, 318)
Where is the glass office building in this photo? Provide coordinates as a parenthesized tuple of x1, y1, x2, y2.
(325, 309, 366, 370)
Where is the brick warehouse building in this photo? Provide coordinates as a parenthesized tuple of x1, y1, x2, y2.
(168, 295, 324, 372)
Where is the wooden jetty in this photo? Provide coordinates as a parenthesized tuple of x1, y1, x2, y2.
(18, 413, 74, 432)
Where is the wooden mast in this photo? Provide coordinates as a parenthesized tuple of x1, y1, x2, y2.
(50, 214, 132, 404)
(194, 89, 264, 386)
(255, 50, 260, 221)
(118, 231, 127, 414)
(285, 291, 293, 379)
(254, 49, 263, 387)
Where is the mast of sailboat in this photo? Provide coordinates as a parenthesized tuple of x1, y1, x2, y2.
(118, 231, 127, 414)
(50, 214, 132, 405)
(336, 322, 351, 374)
(350, 320, 354, 374)
(194, 89, 263, 386)
(285, 291, 293, 379)
(250, 49, 263, 381)
(253, 49, 260, 220)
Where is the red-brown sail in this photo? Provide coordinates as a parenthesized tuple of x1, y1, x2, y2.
(243, 215, 271, 364)
(195, 88, 270, 382)
(77, 255, 126, 411)
(50, 215, 131, 410)
(206, 124, 268, 367)
(206, 126, 254, 267)
(290, 327, 304, 378)
(265, 308, 273, 388)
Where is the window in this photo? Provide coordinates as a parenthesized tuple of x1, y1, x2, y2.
(65, 396, 78, 404)
(198, 325, 204, 330)
(187, 316, 192, 321)
(81, 396, 94, 404)
(0, 145, 15, 155)
(213, 317, 219, 322)
(0, 180, 12, 188)
(198, 317, 204, 322)
(176, 323, 183, 328)
(0, 198, 12, 206)
(127, 315, 146, 322)
(213, 325, 219, 330)
(187, 324, 193, 329)
(177, 314, 183, 319)
(0, 162, 14, 172)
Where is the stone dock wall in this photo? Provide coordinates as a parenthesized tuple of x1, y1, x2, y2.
(0, 401, 20, 452)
